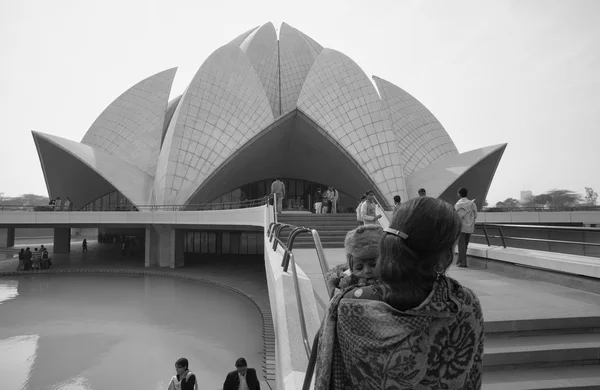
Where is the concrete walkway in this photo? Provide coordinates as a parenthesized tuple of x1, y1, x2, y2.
(293, 247, 600, 324)
(0, 240, 275, 389)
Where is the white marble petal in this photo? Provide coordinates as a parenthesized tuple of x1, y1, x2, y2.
(278, 22, 323, 115)
(81, 68, 177, 176)
(34, 131, 154, 207)
(154, 44, 275, 206)
(297, 48, 407, 201)
(373, 76, 459, 177)
(406, 143, 507, 199)
(238, 22, 280, 117)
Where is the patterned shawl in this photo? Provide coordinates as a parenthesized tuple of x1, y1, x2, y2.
(314, 275, 484, 390)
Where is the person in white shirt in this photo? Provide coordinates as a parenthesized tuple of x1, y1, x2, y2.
(454, 187, 478, 268)
(360, 191, 382, 225)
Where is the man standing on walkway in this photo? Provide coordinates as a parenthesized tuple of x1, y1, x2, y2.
(270, 176, 285, 214)
(455, 187, 478, 268)
(223, 357, 261, 390)
(418, 188, 427, 197)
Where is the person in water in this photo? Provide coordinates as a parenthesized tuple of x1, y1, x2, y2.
(168, 357, 197, 390)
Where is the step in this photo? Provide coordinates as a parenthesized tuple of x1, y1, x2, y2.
(482, 365, 600, 389)
(292, 242, 344, 249)
(486, 316, 600, 336)
(484, 333, 600, 370)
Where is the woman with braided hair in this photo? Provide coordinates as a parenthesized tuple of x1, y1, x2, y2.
(314, 196, 484, 390)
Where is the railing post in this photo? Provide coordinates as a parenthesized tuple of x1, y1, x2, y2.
(498, 227, 507, 248)
(273, 193, 278, 224)
(481, 225, 491, 247)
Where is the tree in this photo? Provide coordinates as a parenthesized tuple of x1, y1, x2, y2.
(0, 193, 49, 206)
(482, 199, 488, 207)
(533, 194, 553, 207)
(584, 187, 598, 205)
(496, 198, 520, 208)
(545, 189, 582, 208)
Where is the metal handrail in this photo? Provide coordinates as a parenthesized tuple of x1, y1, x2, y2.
(483, 206, 600, 212)
(476, 223, 600, 250)
(480, 223, 600, 232)
(267, 221, 334, 361)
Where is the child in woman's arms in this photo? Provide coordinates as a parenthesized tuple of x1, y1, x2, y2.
(325, 225, 383, 297)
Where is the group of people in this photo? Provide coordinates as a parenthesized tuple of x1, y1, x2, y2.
(167, 357, 261, 390)
(16, 245, 52, 271)
(315, 189, 482, 388)
(48, 196, 73, 211)
(269, 177, 340, 214)
(312, 186, 339, 214)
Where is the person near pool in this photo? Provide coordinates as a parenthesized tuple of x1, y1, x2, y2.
(223, 357, 261, 390)
(168, 357, 197, 390)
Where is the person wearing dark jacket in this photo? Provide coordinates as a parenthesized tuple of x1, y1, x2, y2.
(223, 357, 261, 390)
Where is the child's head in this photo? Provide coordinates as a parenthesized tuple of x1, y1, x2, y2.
(344, 225, 383, 281)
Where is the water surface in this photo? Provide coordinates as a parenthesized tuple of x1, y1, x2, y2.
(0, 274, 263, 390)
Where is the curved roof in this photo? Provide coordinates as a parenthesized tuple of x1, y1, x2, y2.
(34, 131, 154, 208)
(34, 22, 506, 210)
(279, 22, 323, 114)
(238, 22, 280, 117)
(81, 67, 177, 176)
(297, 49, 407, 201)
(373, 76, 458, 177)
(154, 43, 275, 205)
(406, 143, 507, 208)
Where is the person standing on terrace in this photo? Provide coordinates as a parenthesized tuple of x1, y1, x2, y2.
(455, 187, 478, 268)
(270, 176, 285, 214)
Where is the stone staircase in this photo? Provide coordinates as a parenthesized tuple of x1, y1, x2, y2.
(483, 316, 600, 389)
(277, 213, 359, 248)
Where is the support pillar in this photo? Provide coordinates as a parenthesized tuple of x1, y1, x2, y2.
(174, 230, 185, 268)
(145, 225, 177, 268)
(54, 228, 71, 253)
(0, 228, 15, 248)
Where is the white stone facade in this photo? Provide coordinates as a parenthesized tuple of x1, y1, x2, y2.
(33, 22, 505, 210)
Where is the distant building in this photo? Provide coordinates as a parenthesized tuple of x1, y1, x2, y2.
(520, 190, 533, 203)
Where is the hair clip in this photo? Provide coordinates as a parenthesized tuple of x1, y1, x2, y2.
(383, 228, 408, 240)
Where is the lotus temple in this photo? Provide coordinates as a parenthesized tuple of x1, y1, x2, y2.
(33, 22, 506, 213)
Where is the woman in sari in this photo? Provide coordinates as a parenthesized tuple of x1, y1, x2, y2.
(315, 197, 484, 389)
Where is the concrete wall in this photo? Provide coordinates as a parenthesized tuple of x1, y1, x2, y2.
(145, 225, 176, 268)
(461, 243, 600, 280)
(478, 211, 600, 225)
(53, 228, 71, 253)
(471, 226, 600, 258)
(263, 233, 321, 390)
(0, 228, 15, 247)
(0, 206, 266, 228)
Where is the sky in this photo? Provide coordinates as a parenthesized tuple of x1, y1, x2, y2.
(1, 0, 598, 205)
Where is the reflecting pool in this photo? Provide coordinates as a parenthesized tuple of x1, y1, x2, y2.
(0, 275, 263, 390)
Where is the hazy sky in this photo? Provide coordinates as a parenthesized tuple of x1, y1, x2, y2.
(1, 0, 598, 204)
